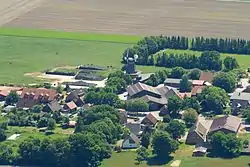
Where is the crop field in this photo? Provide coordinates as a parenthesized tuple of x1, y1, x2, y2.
(2, 0, 250, 39)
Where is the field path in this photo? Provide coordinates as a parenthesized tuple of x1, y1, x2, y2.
(0, 0, 44, 26)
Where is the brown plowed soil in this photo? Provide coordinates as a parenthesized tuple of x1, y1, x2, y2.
(2, 0, 250, 38)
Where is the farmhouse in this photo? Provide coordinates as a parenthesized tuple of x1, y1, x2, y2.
(127, 82, 170, 110)
(140, 95, 168, 110)
(230, 92, 250, 112)
(186, 119, 212, 145)
(127, 82, 162, 99)
(17, 88, 58, 108)
(186, 115, 241, 145)
(65, 89, 85, 102)
(122, 133, 140, 149)
(208, 115, 241, 135)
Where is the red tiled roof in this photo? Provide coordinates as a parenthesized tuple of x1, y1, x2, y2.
(0, 91, 9, 97)
(191, 86, 206, 96)
(66, 101, 77, 110)
(199, 72, 214, 83)
(20, 88, 57, 101)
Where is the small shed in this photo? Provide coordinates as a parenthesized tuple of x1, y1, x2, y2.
(192, 146, 207, 157)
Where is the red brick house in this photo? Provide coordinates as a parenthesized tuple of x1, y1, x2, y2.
(17, 88, 58, 108)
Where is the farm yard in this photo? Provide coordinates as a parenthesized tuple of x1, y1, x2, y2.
(2, 0, 250, 39)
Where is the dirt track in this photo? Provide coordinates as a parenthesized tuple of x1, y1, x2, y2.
(2, 0, 250, 39)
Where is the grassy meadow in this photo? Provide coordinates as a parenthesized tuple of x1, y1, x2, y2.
(101, 148, 250, 167)
(0, 28, 250, 84)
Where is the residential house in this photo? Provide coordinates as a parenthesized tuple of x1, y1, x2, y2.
(125, 122, 142, 136)
(17, 88, 58, 109)
(122, 133, 140, 149)
(208, 115, 241, 136)
(186, 119, 212, 145)
(63, 101, 77, 112)
(199, 71, 214, 83)
(65, 89, 85, 102)
(65, 89, 85, 107)
(230, 92, 250, 112)
(141, 113, 158, 126)
(43, 100, 62, 112)
(140, 95, 168, 111)
(186, 115, 241, 145)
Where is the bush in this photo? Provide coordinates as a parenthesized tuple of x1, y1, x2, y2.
(126, 99, 149, 112)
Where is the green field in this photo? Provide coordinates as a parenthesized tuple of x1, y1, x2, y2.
(1, 28, 250, 84)
(101, 147, 250, 167)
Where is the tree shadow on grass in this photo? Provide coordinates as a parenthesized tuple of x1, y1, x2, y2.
(146, 155, 173, 166)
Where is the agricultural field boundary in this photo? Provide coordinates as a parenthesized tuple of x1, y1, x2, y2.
(0, 28, 141, 44)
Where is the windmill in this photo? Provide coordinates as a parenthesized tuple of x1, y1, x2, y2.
(124, 49, 138, 74)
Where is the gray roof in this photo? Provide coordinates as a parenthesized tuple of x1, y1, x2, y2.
(125, 122, 141, 135)
(47, 100, 62, 112)
(126, 133, 140, 144)
(188, 118, 212, 142)
(209, 115, 241, 133)
(140, 95, 168, 105)
(164, 78, 192, 84)
(164, 78, 182, 84)
(127, 82, 161, 97)
(165, 89, 181, 99)
(230, 92, 250, 101)
(156, 86, 169, 96)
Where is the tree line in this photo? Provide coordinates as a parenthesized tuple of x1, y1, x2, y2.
(123, 35, 250, 65)
(155, 51, 223, 71)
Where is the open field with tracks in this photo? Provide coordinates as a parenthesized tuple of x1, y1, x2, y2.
(2, 0, 250, 38)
